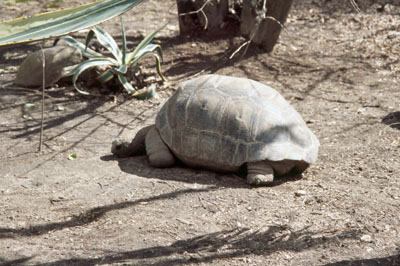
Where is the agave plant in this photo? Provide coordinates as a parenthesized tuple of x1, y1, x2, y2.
(62, 20, 167, 97)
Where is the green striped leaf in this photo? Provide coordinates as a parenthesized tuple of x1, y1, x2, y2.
(88, 26, 122, 63)
(126, 23, 166, 64)
(72, 58, 117, 95)
(0, 0, 145, 46)
(130, 44, 166, 81)
(60, 35, 103, 58)
(117, 73, 136, 94)
(120, 17, 127, 64)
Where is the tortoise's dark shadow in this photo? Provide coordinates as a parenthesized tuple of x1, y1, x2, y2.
(101, 154, 305, 188)
(382, 111, 400, 130)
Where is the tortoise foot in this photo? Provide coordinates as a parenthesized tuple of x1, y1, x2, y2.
(247, 161, 274, 186)
(247, 173, 274, 186)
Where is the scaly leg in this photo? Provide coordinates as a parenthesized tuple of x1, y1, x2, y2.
(247, 161, 274, 185)
(145, 127, 176, 168)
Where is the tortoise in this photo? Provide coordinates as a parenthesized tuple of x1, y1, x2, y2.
(112, 74, 319, 185)
(15, 46, 82, 87)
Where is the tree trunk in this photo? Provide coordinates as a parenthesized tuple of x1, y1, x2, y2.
(240, 0, 294, 52)
(176, 0, 229, 34)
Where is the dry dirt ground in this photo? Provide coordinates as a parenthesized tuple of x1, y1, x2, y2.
(1, 0, 400, 265)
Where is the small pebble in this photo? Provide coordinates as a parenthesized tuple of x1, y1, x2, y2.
(167, 25, 177, 31)
(360, 234, 372, 242)
(295, 190, 307, 196)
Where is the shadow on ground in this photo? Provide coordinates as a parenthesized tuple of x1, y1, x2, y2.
(102, 153, 304, 188)
(102, 153, 249, 187)
(382, 111, 400, 130)
(0, 187, 216, 240)
(2, 225, 361, 266)
(323, 253, 400, 266)
(0, 87, 112, 139)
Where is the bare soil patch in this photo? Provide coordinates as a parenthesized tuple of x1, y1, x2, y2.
(0, 0, 399, 265)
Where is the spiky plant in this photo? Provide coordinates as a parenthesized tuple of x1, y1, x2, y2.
(61, 19, 167, 97)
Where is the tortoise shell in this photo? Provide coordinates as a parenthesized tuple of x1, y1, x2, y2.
(155, 74, 319, 172)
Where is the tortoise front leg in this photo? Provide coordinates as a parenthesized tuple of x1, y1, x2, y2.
(145, 127, 176, 168)
(246, 161, 274, 185)
(111, 125, 154, 157)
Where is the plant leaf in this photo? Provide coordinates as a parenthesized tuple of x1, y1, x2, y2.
(61, 64, 80, 77)
(90, 26, 122, 63)
(120, 17, 127, 65)
(85, 29, 96, 52)
(68, 153, 77, 160)
(126, 23, 167, 64)
(72, 58, 117, 95)
(114, 64, 129, 75)
(116, 73, 136, 94)
(97, 69, 115, 83)
(60, 35, 103, 58)
(132, 43, 163, 63)
(0, 0, 145, 46)
(130, 47, 167, 81)
(24, 103, 36, 108)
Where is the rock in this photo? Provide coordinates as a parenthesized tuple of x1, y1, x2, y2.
(360, 234, 372, 243)
(377, 4, 395, 13)
(295, 190, 307, 196)
(15, 45, 82, 87)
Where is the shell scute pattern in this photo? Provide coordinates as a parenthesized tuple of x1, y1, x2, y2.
(186, 88, 225, 132)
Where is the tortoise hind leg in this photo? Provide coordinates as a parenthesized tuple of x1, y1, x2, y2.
(246, 161, 274, 185)
(145, 127, 176, 168)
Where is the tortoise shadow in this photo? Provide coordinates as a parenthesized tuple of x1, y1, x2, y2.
(101, 154, 305, 188)
(382, 111, 400, 130)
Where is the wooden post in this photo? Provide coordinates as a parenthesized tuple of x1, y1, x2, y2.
(240, 0, 295, 52)
(176, 0, 229, 34)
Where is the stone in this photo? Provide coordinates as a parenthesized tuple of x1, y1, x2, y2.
(15, 45, 82, 87)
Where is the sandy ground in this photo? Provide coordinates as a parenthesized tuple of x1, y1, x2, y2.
(0, 0, 399, 265)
